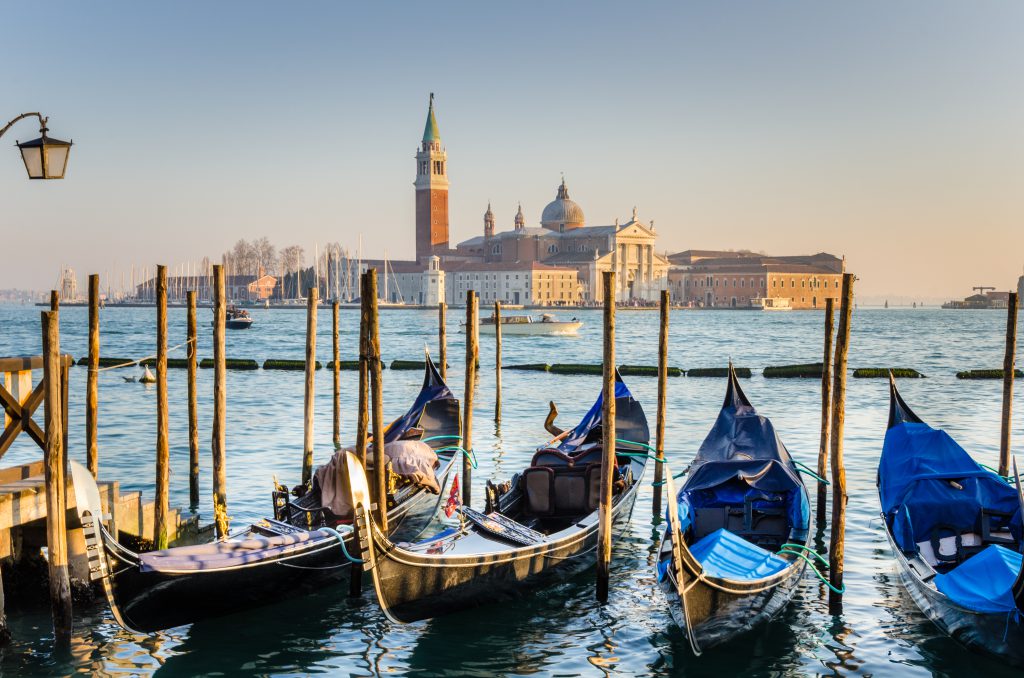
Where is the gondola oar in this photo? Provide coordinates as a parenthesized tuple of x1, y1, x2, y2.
(664, 463, 702, 656)
(1011, 457, 1024, 609)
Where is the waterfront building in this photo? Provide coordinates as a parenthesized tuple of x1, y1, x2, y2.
(668, 250, 844, 309)
(443, 261, 579, 306)
(134, 273, 277, 303)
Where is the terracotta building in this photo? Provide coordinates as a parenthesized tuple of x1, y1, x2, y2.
(668, 250, 845, 309)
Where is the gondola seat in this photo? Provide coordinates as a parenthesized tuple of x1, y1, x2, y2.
(690, 494, 790, 551)
(522, 462, 610, 517)
(688, 528, 791, 581)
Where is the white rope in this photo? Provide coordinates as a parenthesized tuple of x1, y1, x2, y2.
(91, 337, 197, 373)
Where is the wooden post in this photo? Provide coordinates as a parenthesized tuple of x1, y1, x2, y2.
(597, 271, 617, 602)
(332, 300, 341, 450)
(86, 273, 100, 478)
(41, 311, 72, 650)
(652, 289, 669, 518)
(999, 292, 1018, 477)
(816, 297, 835, 528)
(187, 291, 199, 509)
(463, 290, 477, 506)
(356, 277, 370, 468)
(50, 289, 59, 312)
(494, 301, 502, 423)
(365, 270, 388, 531)
(211, 265, 229, 539)
(438, 302, 447, 380)
(154, 266, 170, 549)
(302, 287, 318, 486)
(828, 273, 854, 611)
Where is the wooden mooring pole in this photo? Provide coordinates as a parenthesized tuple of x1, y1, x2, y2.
(50, 290, 59, 312)
(463, 290, 477, 506)
(211, 265, 229, 539)
(187, 290, 200, 509)
(438, 301, 447, 381)
(302, 287, 318, 486)
(365, 270, 388, 531)
(816, 297, 835, 528)
(998, 292, 1018, 478)
(597, 271, 616, 602)
(41, 310, 72, 650)
(652, 289, 669, 518)
(332, 300, 341, 450)
(494, 301, 502, 423)
(356, 277, 370, 468)
(86, 274, 100, 478)
(154, 266, 170, 549)
(828, 273, 854, 611)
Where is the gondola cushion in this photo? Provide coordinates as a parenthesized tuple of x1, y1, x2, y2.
(933, 544, 1024, 614)
(688, 528, 791, 581)
(138, 531, 334, 572)
(523, 467, 555, 516)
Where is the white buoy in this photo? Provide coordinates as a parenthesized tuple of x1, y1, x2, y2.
(139, 365, 156, 384)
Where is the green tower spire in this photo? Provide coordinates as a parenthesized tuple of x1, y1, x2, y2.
(422, 92, 440, 143)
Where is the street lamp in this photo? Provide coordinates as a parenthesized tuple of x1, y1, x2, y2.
(0, 112, 72, 179)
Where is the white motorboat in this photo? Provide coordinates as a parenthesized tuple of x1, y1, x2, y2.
(750, 297, 792, 311)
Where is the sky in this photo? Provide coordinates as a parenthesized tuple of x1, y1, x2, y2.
(1, 2, 1022, 300)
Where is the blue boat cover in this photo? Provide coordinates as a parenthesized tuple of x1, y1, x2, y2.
(384, 354, 455, 444)
(557, 372, 650, 453)
(934, 545, 1024, 614)
(688, 528, 790, 581)
(880, 421, 1022, 553)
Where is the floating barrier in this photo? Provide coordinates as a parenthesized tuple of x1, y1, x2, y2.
(853, 368, 923, 378)
(956, 369, 1024, 379)
(77, 356, 132, 368)
(763, 363, 823, 378)
(619, 364, 683, 377)
(326, 360, 366, 370)
(687, 367, 752, 378)
(503, 363, 551, 371)
(549, 364, 603, 375)
(140, 357, 190, 369)
(200, 358, 259, 370)
(263, 359, 321, 371)
(391, 360, 448, 370)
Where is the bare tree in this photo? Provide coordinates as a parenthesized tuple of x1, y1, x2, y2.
(254, 237, 276, 276)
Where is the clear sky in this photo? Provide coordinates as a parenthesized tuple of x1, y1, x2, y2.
(2, 2, 1021, 299)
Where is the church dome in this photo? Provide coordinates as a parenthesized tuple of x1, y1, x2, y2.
(541, 178, 585, 231)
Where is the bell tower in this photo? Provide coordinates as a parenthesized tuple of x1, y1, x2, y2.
(415, 93, 449, 261)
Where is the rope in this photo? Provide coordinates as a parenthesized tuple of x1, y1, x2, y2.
(793, 460, 830, 485)
(320, 526, 363, 564)
(436, 446, 478, 469)
(651, 468, 689, 487)
(91, 337, 197, 373)
(614, 439, 658, 454)
(421, 435, 463, 444)
(776, 543, 844, 594)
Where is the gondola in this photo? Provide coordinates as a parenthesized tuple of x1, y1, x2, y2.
(347, 372, 650, 623)
(656, 366, 811, 654)
(879, 376, 1024, 666)
(71, 354, 461, 633)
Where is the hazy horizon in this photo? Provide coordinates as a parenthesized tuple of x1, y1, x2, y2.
(2, 2, 1022, 297)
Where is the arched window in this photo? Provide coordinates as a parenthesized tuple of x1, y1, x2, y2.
(548, 244, 558, 254)
(491, 243, 501, 255)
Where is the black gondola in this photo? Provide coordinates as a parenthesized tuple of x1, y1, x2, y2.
(71, 354, 461, 633)
(880, 376, 1024, 666)
(348, 373, 650, 623)
(656, 366, 811, 654)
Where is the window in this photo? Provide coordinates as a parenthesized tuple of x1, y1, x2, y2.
(740, 279, 745, 288)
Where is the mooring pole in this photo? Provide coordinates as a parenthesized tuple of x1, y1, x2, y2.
(41, 310, 72, 650)
(494, 301, 502, 423)
(154, 265, 170, 549)
(438, 301, 447, 380)
(356, 277, 370, 468)
(86, 273, 100, 478)
(332, 300, 341, 450)
(50, 290, 59, 312)
(652, 289, 669, 518)
(187, 290, 200, 510)
(999, 292, 1018, 477)
(302, 287, 318, 486)
(816, 297, 835, 528)
(828, 273, 854, 612)
(597, 270, 617, 602)
(211, 265, 229, 539)
(463, 290, 477, 506)
(365, 270, 388, 531)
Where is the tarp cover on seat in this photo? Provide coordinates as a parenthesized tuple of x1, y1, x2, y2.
(934, 544, 1024, 613)
(688, 528, 790, 581)
(139, 531, 333, 573)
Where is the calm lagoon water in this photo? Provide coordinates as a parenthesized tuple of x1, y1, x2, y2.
(0, 304, 1021, 677)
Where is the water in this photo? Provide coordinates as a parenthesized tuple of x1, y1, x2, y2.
(0, 304, 1020, 676)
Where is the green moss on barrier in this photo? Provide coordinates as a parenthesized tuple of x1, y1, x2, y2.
(262, 359, 321, 370)
(853, 368, 923, 378)
(687, 367, 752, 378)
(199, 358, 259, 370)
(956, 369, 1024, 379)
(139, 358, 191, 368)
(618, 365, 683, 377)
(390, 360, 425, 370)
(549, 363, 603, 375)
(763, 363, 823, 378)
(504, 363, 551, 371)
(77, 356, 136, 368)
(326, 360, 363, 370)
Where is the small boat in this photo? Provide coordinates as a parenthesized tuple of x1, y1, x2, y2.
(656, 366, 811, 654)
(211, 305, 254, 329)
(879, 376, 1024, 666)
(349, 372, 650, 623)
(750, 297, 792, 311)
(462, 313, 583, 336)
(71, 355, 462, 633)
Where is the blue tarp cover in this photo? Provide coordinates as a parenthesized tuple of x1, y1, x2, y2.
(557, 373, 649, 453)
(934, 545, 1024, 614)
(384, 356, 454, 444)
(688, 528, 790, 581)
(880, 422, 1021, 553)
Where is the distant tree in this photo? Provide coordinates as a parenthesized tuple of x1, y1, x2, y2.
(254, 237, 277, 276)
